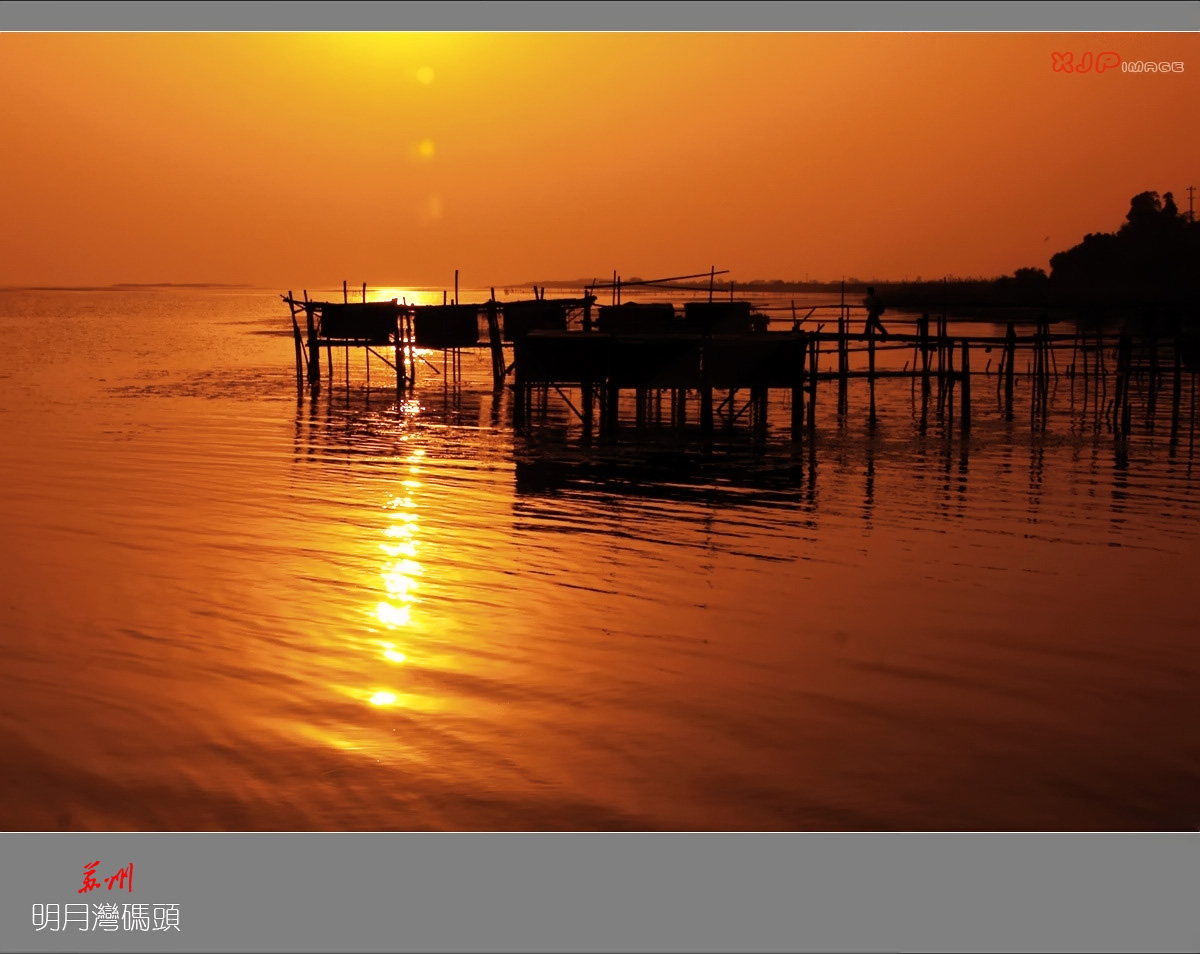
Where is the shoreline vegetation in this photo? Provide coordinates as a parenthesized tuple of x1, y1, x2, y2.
(530, 191, 1199, 325)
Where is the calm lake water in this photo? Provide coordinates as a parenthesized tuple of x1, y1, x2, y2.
(1, 286, 1197, 830)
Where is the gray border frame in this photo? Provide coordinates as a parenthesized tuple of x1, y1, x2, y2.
(0, 1, 1198, 32)
(3, 833, 1199, 952)
(2, 7, 1199, 953)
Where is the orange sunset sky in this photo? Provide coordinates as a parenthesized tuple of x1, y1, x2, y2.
(1, 32, 1196, 288)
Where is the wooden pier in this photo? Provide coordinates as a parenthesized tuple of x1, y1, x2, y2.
(510, 317, 1197, 443)
(282, 280, 595, 394)
(284, 277, 1198, 444)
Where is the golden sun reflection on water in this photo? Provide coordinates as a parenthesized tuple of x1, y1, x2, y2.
(363, 446, 425, 709)
(370, 287, 446, 306)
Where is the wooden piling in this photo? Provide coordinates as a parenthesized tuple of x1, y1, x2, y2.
(751, 384, 767, 440)
(513, 362, 526, 428)
(700, 384, 714, 434)
(919, 314, 931, 398)
(807, 334, 819, 429)
(792, 334, 807, 440)
(306, 302, 321, 386)
(867, 324, 877, 424)
(960, 339, 971, 433)
(1148, 331, 1160, 424)
(400, 324, 410, 391)
(582, 385, 594, 437)
(407, 312, 416, 385)
(1004, 322, 1016, 422)
(838, 283, 849, 413)
(1046, 320, 1058, 379)
(288, 291, 303, 389)
(867, 324, 877, 381)
(1113, 333, 1132, 433)
(485, 294, 504, 390)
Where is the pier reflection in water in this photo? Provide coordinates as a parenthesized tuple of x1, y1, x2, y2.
(1, 288, 1197, 830)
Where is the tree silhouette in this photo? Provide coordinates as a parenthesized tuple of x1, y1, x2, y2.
(1049, 189, 1198, 308)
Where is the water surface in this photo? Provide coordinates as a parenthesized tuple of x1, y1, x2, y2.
(1, 287, 1197, 830)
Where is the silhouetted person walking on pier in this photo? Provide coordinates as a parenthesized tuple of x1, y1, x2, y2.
(863, 286, 889, 340)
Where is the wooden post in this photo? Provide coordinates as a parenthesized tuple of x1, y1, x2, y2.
(582, 296, 594, 436)
(1046, 319, 1058, 380)
(407, 312, 416, 385)
(454, 269, 459, 306)
(343, 280, 348, 304)
(1113, 333, 1126, 431)
(696, 335, 713, 435)
(486, 295, 504, 391)
(867, 323, 877, 424)
(1040, 321, 1050, 391)
(1081, 329, 1090, 420)
(700, 382, 713, 434)
(960, 339, 971, 433)
(362, 282, 367, 303)
(288, 292, 303, 389)
(400, 324, 410, 391)
(941, 331, 954, 423)
(1075, 321, 1084, 381)
(808, 334, 819, 429)
(306, 303, 321, 386)
(1005, 322, 1016, 422)
(791, 333, 807, 440)
(752, 384, 767, 440)
(945, 339, 955, 430)
(1171, 335, 1183, 442)
(1148, 329, 1160, 424)
(513, 361, 526, 429)
(838, 282, 848, 414)
(1119, 333, 1133, 433)
(919, 313, 931, 390)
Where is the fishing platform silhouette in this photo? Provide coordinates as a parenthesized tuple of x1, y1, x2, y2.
(283, 269, 1199, 442)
